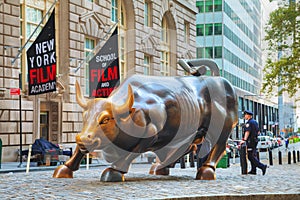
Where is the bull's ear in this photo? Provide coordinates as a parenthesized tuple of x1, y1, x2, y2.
(114, 84, 134, 115)
(75, 80, 87, 109)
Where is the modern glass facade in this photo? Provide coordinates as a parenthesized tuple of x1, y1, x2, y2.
(196, 0, 278, 138)
(196, 0, 262, 94)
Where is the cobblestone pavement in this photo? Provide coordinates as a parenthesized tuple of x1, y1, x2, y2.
(1, 143, 300, 199)
(0, 160, 300, 200)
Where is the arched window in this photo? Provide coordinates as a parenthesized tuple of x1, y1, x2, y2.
(160, 17, 170, 76)
(111, 0, 127, 81)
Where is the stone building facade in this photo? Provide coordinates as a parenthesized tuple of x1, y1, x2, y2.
(0, 0, 196, 161)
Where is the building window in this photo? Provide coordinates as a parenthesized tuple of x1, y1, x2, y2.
(144, 55, 151, 75)
(20, 3, 47, 87)
(214, 46, 222, 58)
(111, 0, 118, 22)
(197, 47, 204, 58)
(205, 47, 213, 58)
(111, 0, 127, 80)
(160, 51, 169, 76)
(196, 24, 204, 36)
(214, 0, 222, 11)
(85, 38, 95, 95)
(160, 17, 170, 76)
(184, 21, 190, 44)
(205, 0, 213, 12)
(205, 23, 213, 35)
(214, 23, 222, 35)
(26, 7, 43, 39)
(144, 1, 152, 27)
(196, 1, 204, 13)
(120, 35, 126, 80)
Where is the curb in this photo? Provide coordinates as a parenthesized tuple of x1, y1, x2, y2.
(163, 193, 300, 200)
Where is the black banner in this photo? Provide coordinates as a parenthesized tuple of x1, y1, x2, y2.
(89, 28, 120, 98)
(27, 9, 56, 95)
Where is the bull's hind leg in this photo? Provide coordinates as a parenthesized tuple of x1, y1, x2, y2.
(196, 126, 233, 180)
(53, 146, 85, 178)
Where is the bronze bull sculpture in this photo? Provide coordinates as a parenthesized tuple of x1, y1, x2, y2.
(53, 74, 238, 181)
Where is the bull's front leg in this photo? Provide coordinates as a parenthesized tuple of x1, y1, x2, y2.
(53, 145, 85, 178)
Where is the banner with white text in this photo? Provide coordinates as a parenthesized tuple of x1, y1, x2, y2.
(89, 28, 120, 98)
(27, 9, 56, 95)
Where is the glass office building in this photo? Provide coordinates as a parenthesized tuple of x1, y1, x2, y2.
(196, 0, 278, 138)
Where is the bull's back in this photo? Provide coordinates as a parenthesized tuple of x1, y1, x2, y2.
(112, 74, 237, 127)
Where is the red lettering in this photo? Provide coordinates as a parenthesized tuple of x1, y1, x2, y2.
(92, 87, 115, 98)
(29, 64, 56, 84)
(48, 64, 56, 81)
(90, 66, 119, 83)
(90, 69, 98, 83)
(29, 69, 37, 84)
(108, 66, 118, 80)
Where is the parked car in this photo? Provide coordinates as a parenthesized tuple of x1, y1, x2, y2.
(257, 136, 272, 151)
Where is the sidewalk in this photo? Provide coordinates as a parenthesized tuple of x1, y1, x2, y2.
(0, 155, 149, 174)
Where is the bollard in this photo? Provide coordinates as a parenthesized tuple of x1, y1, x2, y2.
(297, 151, 300, 162)
(86, 153, 89, 170)
(180, 156, 186, 169)
(288, 151, 291, 164)
(239, 143, 247, 175)
(190, 152, 195, 168)
(293, 150, 296, 163)
(233, 148, 236, 164)
(26, 144, 32, 173)
(278, 151, 282, 165)
(269, 150, 273, 166)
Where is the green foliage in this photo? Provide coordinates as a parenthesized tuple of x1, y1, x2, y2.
(262, 2, 300, 99)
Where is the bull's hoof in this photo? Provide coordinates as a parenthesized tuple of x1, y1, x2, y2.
(53, 165, 73, 178)
(100, 168, 125, 182)
(149, 163, 170, 175)
(196, 166, 216, 180)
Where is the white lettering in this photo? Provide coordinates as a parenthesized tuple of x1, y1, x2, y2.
(36, 56, 42, 67)
(50, 52, 56, 63)
(95, 53, 117, 64)
(35, 39, 55, 55)
(101, 82, 110, 87)
(29, 57, 35, 68)
(30, 82, 56, 93)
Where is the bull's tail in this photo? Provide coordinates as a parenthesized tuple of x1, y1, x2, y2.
(178, 59, 220, 77)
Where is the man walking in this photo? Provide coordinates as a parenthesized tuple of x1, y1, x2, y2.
(241, 110, 267, 175)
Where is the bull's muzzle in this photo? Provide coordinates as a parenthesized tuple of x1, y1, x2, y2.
(76, 134, 101, 153)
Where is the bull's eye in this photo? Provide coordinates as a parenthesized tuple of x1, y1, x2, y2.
(100, 118, 110, 125)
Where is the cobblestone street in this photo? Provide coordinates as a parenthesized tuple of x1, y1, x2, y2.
(1, 158, 300, 200)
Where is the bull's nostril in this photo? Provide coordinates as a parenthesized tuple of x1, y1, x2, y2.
(88, 135, 91, 138)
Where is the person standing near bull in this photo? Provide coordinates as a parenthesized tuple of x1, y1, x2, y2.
(241, 110, 267, 175)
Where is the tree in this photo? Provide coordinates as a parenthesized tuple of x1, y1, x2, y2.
(262, 2, 300, 99)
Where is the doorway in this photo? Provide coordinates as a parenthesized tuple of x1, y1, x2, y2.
(40, 111, 49, 140)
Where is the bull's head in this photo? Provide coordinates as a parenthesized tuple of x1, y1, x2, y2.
(75, 81, 134, 153)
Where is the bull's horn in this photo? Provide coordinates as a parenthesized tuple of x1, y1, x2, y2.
(75, 80, 87, 109)
(114, 84, 134, 115)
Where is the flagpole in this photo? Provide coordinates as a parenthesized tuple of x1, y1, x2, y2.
(18, 72, 23, 167)
(74, 21, 119, 73)
(11, 0, 58, 65)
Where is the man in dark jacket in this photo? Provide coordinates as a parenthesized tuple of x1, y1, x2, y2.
(241, 110, 267, 175)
